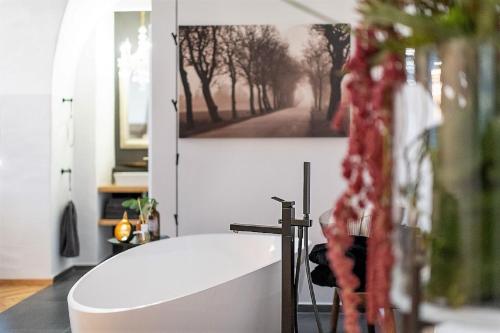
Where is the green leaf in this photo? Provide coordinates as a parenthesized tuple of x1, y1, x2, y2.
(122, 198, 140, 211)
(361, 0, 497, 48)
(122, 199, 134, 208)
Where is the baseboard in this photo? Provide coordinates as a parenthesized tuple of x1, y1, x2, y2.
(0, 265, 94, 285)
(0, 279, 52, 286)
(53, 265, 95, 282)
(298, 303, 332, 313)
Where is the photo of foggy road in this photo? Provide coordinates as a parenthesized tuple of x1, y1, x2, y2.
(178, 24, 351, 138)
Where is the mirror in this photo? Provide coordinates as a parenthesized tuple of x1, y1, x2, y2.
(115, 11, 151, 150)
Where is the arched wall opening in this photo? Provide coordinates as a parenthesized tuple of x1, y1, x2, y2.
(51, 0, 152, 276)
(50, 0, 122, 277)
(0, 0, 149, 279)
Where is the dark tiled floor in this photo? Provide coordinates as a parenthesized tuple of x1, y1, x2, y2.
(0, 268, 88, 333)
(0, 267, 374, 333)
(298, 311, 379, 333)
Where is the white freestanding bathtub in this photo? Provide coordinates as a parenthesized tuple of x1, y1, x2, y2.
(68, 233, 282, 333)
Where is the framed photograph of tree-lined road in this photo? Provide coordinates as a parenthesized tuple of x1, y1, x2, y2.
(178, 23, 350, 138)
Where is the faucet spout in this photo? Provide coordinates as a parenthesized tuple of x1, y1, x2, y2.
(229, 223, 282, 235)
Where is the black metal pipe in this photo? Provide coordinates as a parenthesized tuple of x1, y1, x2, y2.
(229, 162, 316, 333)
(230, 223, 282, 235)
(281, 205, 296, 333)
(294, 227, 304, 333)
(303, 162, 310, 216)
(304, 227, 324, 333)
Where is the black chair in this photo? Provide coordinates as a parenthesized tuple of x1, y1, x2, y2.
(314, 212, 399, 332)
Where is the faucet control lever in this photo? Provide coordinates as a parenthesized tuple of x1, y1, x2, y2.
(279, 218, 312, 227)
(271, 196, 285, 202)
(271, 196, 295, 208)
(293, 218, 312, 227)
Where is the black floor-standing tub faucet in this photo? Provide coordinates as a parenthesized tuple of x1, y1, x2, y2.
(230, 162, 322, 333)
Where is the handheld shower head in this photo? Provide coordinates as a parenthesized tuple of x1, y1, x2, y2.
(303, 162, 310, 217)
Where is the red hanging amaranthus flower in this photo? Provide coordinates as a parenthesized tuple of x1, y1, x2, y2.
(325, 27, 405, 333)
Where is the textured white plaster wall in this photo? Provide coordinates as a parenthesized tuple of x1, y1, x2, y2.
(0, 0, 67, 279)
(151, 0, 359, 304)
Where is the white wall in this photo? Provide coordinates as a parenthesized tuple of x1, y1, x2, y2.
(52, 0, 152, 276)
(0, 2, 357, 302)
(73, 35, 100, 265)
(72, 19, 116, 266)
(0, 0, 121, 279)
(72, 1, 150, 267)
(94, 14, 118, 261)
(50, 0, 121, 277)
(151, 0, 358, 304)
(0, 0, 68, 279)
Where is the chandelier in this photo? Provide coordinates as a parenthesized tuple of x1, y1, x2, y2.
(117, 12, 151, 90)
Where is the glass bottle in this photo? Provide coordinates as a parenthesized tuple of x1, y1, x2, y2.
(148, 206, 160, 240)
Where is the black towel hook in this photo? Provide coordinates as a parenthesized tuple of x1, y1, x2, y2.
(61, 168, 72, 192)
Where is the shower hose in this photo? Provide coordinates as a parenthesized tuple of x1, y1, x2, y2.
(294, 226, 324, 333)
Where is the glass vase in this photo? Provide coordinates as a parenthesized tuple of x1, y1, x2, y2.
(394, 37, 499, 312)
(424, 37, 499, 308)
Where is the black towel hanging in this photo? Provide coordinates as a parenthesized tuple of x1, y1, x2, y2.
(60, 200, 80, 257)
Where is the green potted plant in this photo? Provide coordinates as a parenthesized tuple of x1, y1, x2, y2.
(122, 194, 160, 241)
(322, 0, 498, 331)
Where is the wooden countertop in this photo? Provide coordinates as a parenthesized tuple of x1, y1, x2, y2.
(98, 185, 148, 193)
(99, 219, 140, 226)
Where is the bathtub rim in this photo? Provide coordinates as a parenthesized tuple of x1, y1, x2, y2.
(67, 233, 281, 314)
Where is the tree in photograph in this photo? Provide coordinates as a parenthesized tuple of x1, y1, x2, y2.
(268, 45, 289, 110)
(268, 47, 302, 110)
(264, 43, 291, 111)
(276, 54, 303, 109)
(256, 82, 265, 113)
(313, 24, 351, 120)
(179, 28, 194, 127)
(234, 26, 259, 115)
(278, 58, 302, 108)
(253, 26, 282, 113)
(184, 25, 222, 123)
(303, 33, 331, 112)
(219, 26, 240, 119)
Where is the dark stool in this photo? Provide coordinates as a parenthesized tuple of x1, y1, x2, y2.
(309, 238, 394, 333)
(107, 235, 169, 255)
